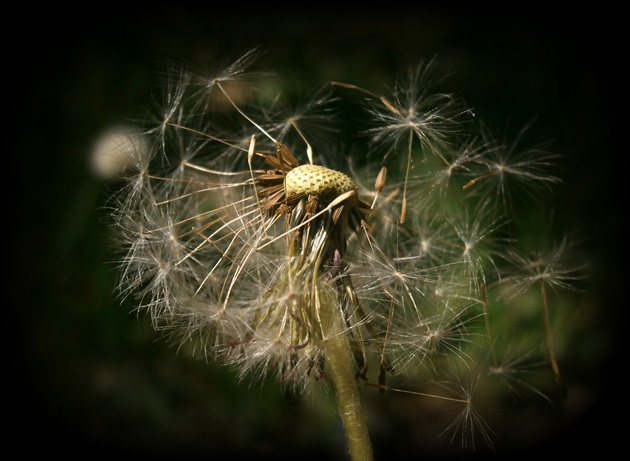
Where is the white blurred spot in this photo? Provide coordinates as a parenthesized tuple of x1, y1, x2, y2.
(89, 125, 145, 179)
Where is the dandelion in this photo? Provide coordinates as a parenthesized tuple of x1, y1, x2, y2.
(106, 49, 584, 458)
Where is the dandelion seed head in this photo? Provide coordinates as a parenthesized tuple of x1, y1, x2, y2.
(284, 164, 357, 199)
(106, 48, 584, 452)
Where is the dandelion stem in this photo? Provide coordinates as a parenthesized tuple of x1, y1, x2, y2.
(318, 286, 373, 461)
(539, 281, 567, 398)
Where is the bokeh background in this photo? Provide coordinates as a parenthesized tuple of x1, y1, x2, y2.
(13, 7, 622, 459)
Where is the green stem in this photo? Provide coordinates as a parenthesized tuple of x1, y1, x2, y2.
(318, 287, 373, 461)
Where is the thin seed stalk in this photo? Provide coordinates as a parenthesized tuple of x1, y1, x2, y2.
(539, 281, 567, 397)
(317, 285, 373, 461)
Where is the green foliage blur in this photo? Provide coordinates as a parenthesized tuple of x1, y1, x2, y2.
(12, 7, 622, 459)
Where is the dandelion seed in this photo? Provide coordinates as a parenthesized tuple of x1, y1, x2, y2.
(438, 372, 495, 450)
(463, 120, 562, 211)
(487, 344, 553, 403)
(499, 236, 586, 298)
(496, 236, 586, 397)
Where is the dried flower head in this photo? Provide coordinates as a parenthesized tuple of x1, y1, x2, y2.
(107, 48, 584, 458)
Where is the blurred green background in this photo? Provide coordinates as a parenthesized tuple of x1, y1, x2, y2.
(12, 7, 622, 459)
